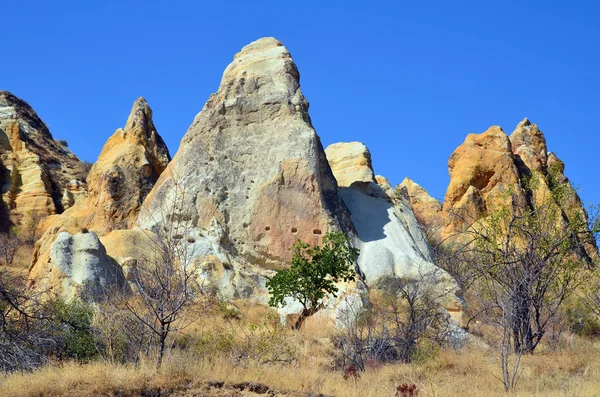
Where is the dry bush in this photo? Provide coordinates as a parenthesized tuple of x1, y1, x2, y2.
(334, 269, 451, 371)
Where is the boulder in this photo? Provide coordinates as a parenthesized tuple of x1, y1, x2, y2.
(325, 142, 375, 187)
(28, 230, 126, 299)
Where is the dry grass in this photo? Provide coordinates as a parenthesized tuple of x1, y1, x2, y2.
(2, 303, 600, 397)
(2, 345, 600, 397)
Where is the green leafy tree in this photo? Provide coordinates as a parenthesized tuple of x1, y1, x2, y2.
(266, 232, 358, 330)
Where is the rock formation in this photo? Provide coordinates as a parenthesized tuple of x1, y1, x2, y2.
(325, 142, 463, 313)
(28, 98, 170, 298)
(398, 178, 443, 238)
(325, 142, 375, 187)
(138, 37, 353, 273)
(0, 91, 87, 229)
(28, 230, 127, 299)
(440, 125, 528, 239)
(401, 119, 598, 262)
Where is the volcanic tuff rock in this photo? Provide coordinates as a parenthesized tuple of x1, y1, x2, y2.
(441, 125, 528, 238)
(399, 178, 443, 237)
(325, 142, 375, 187)
(28, 230, 127, 299)
(138, 37, 354, 278)
(28, 98, 170, 298)
(402, 119, 597, 262)
(325, 142, 462, 313)
(0, 91, 87, 228)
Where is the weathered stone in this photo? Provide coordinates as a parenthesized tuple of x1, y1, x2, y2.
(138, 38, 353, 271)
(28, 230, 126, 299)
(28, 98, 170, 297)
(441, 126, 527, 238)
(325, 142, 375, 187)
(399, 178, 443, 237)
(0, 92, 88, 230)
(326, 142, 463, 313)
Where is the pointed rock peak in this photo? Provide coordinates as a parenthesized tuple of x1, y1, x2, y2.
(0, 90, 53, 139)
(399, 178, 441, 205)
(325, 142, 375, 188)
(518, 117, 531, 127)
(205, 37, 306, 117)
(509, 118, 548, 170)
(124, 97, 153, 136)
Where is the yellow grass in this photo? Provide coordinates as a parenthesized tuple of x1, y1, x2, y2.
(2, 302, 600, 397)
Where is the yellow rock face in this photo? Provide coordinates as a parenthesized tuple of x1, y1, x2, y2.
(0, 91, 88, 229)
(325, 142, 375, 188)
(28, 98, 170, 296)
(399, 178, 443, 238)
(441, 125, 527, 239)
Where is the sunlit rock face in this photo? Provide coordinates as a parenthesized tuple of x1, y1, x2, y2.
(28, 98, 170, 299)
(28, 230, 127, 299)
(402, 119, 598, 263)
(0, 91, 88, 229)
(325, 141, 463, 314)
(138, 37, 354, 270)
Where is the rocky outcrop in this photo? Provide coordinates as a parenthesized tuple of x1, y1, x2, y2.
(28, 98, 170, 299)
(325, 142, 463, 313)
(325, 142, 375, 187)
(28, 230, 127, 299)
(399, 178, 443, 237)
(138, 38, 353, 273)
(81, 97, 170, 231)
(0, 91, 87, 228)
(441, 125, 528, 239)
(401, 119, 597, 263)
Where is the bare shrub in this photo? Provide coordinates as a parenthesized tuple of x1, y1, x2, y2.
(0, 269, 55, 372)
(335, 266, 451, 370)
(0, 230, 20, 266)
(108, 180, 213, 368)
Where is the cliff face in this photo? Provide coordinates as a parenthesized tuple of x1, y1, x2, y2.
(0, 91, 87, 229)
(28, 98, 170, 298)
(402, 119, 598, 262)
(138, 38, 354, 269)
(325, 142, 463, 314)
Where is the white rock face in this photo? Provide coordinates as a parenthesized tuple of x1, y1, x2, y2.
(138, 38, 353, 294)
(325, 142, 463, 312)
(340, 184, 433, 283)
(47, 231, 127, 298)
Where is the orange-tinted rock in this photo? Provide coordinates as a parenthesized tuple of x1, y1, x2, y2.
(398, 178, 443, 237)
(0, 91, 88, 228)
(28, 98, 170, 297)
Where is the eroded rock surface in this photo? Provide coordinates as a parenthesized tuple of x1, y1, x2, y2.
(399, 178, 443, 238)
(325, 142, 375, 187)
(28, 98, 170, 298)
(0, 91, 87, 228)
(28, 230, 126, 299)
(138, 38, 353, 271)
(325, 142, 463, 313)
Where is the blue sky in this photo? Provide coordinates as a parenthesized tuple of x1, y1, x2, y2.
(2, 1, 599, 206)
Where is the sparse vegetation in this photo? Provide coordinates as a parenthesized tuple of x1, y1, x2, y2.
(266, 231, 358, 330)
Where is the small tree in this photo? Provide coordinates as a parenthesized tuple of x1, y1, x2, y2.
(266, 232, 358, 330)
(110, 180, 212, 368)
(0, 230, 21, 266)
